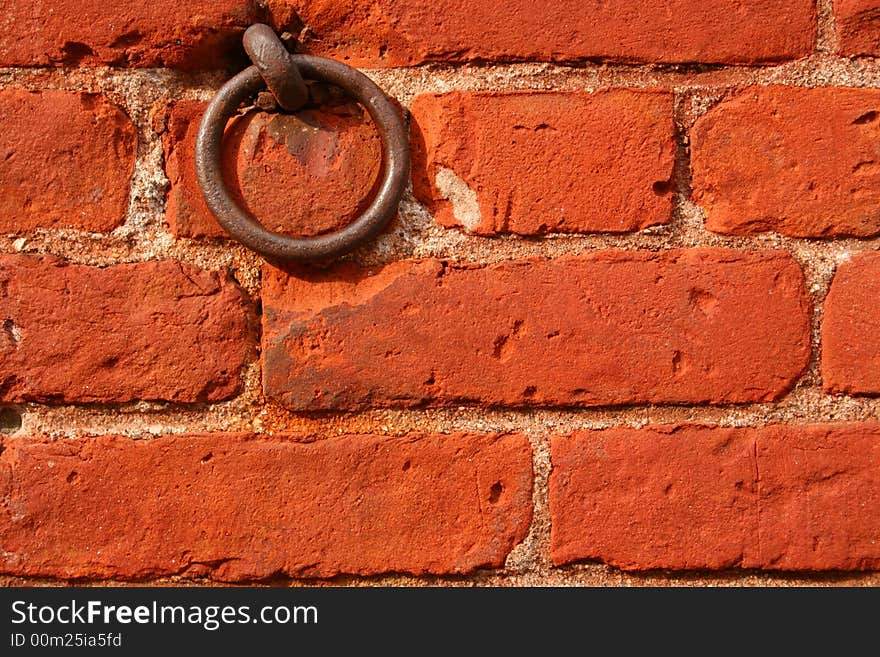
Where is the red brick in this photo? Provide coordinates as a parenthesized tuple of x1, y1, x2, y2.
(0, 256, 254, 404)
(287, 0, 816, 66)
(691, 87, 880, 237)
(411, 91, 675, 235)
(163, 101, 381, 239)
(550, 424, 880, 571)
(0, 432, 533, 580)
(551, 426, 757, 570)
(822, 252, 880, 395)
(262, 250, 810, 410)
(757, 424, 880, 570)
(0, 1, 281, 69)
(836, 0, 880, 57)
(0, 90, 135, 233)
(0, 1, 817, 69)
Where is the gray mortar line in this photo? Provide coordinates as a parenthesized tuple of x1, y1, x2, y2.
(3, 564, 880, 587)
(504, 431, 552, 573)
(816, 0, 839, 54)
(16, 388, 880, 439)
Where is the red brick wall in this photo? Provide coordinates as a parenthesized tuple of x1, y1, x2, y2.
(1, 1, 880, 586)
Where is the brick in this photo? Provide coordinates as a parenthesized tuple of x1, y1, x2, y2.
(550, 423, 880, 571)
(0, 1, 280, 69)
(822, 252, 880, 395)
(163, 101, 381, 239)
(691, 87, 880, 237)
(756, 424, 880, 570)
(836, 0, 880, 57)
(0, 90, 135, 233)
(262, 250, 810, 410)
(0, 432, 533, 580)
(551, 426, 756, 570)
(0, 256, 254, 404)
(0, 1, 817, 69)
(287, 0, 816, 66)
(411, 91, 675, 235)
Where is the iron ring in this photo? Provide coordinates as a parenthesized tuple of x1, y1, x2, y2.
(194, 56, 410, 262)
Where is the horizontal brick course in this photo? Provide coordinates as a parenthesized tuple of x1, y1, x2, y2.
(262, 250, 810, 410)
(287, 0, 816, 66)
(0, 256, 254, 404)
(691, 87, 880, 237)
(0, 1, 274, 68)
(411, 90, 675, 235)
(551, 424, 880, 571)
(0, 432, 533, 580)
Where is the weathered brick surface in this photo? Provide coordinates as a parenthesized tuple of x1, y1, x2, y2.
(2, 0, 878, 589)
(756, 424, 880, 570)
(550, 424, 880, 571)
(287, 0, 816, 66)
(0, 432, 533, 580)
(163, 101, 381, 239)
(2, 1, 815, 69)
(691, 87, 880, 237)
(0, 90, 135, 233)
(822, 252, 880, 395)
(836, 0, 880, 57)
(551, 426, 756, 570)
(411, 90, 675, 235)
(0, 1, 278, 68)
(0, 256, 254, 404)
(262, 250, 810, 410)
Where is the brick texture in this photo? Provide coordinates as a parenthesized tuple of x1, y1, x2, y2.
(2, 0, 879, 589)
(757, 424, 880, 570)
(288, 0, 816, 66)
(262, 250, 810, 410)
(163, 101, 382, 239)
(551, 426, 755, 570)
(550, 424, 880, 571)
(411, 90, 675, 235)
(0, 432, 533, 581)
(0, 256, 254, 404)
(0, 90, 136, 233)
(691, 87, 880, 237)
(0, 1, 280, 69)
(822, 252, 880, 395)
(1, 1, 816, 69)
(836, 0, 880, 57)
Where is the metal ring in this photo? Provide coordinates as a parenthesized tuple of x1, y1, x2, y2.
(194, 56, 410, 262)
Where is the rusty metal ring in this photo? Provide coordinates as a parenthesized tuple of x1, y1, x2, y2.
(194, 56, 409, 262)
